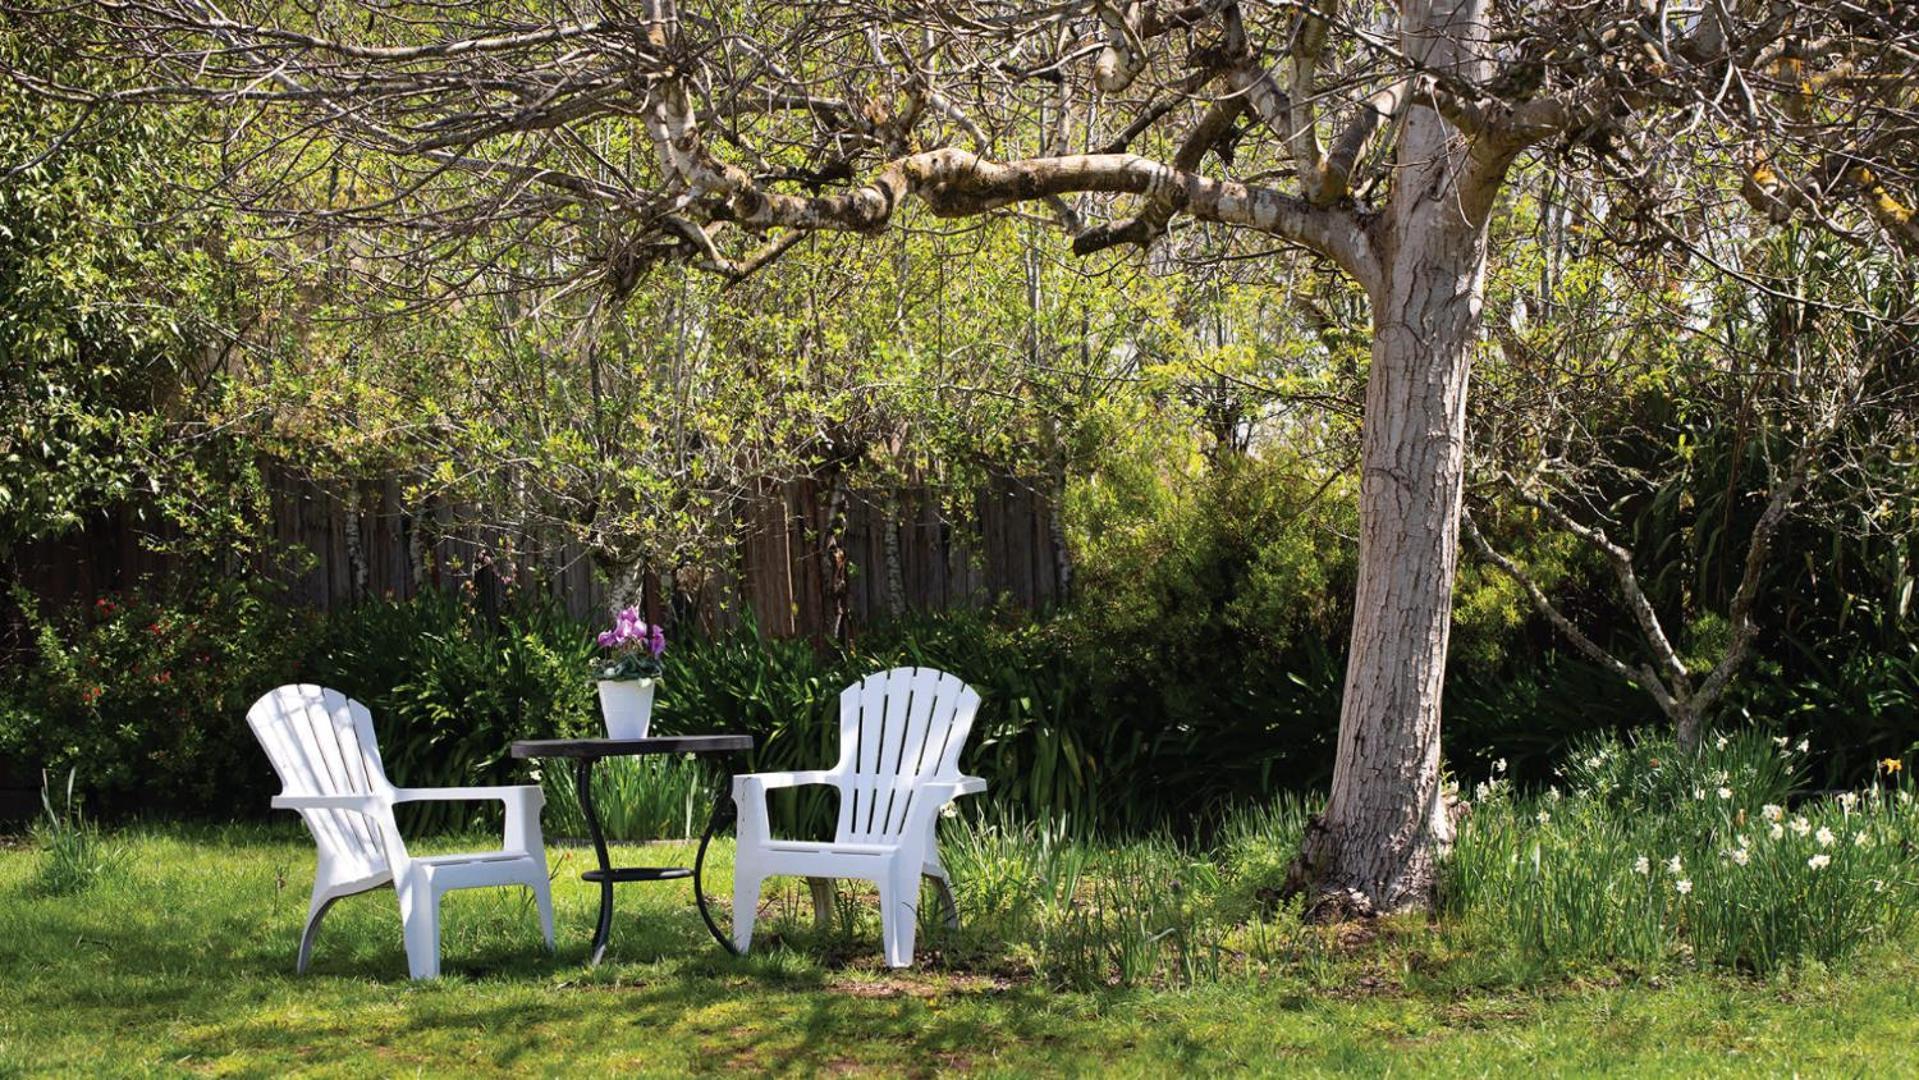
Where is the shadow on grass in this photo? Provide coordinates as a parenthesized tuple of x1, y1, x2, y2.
(1, 831, 1092, 1074)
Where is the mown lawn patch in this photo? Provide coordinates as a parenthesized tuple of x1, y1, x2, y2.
(1, 820, 1916, 1078)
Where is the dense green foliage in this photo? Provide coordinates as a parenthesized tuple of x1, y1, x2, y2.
(6, 567, 1916, 841)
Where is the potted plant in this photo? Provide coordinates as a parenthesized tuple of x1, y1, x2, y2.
(593, 607, 666, 739)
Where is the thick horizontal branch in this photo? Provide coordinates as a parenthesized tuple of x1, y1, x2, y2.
(137, 11, 634, 63)
(724, 148, 1380, 289)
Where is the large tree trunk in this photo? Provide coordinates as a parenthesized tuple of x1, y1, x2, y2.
(1288, 0, 1497, 917)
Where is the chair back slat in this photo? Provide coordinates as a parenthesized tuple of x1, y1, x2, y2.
(247, 684, 393, 879)
(834, 668, 981, 844)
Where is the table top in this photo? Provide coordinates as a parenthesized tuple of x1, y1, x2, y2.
(510, 734, 754, 759)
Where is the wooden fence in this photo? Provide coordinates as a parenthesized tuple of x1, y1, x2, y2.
(13, 467, 1066, 638)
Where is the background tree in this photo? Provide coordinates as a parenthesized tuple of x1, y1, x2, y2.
(1467, 228, 1919, 752)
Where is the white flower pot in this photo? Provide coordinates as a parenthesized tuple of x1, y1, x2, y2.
(597, 678, 656, 740)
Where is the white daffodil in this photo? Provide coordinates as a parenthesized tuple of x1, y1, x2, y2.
(1797, 739, 1810, 753)
(1676, 879, 1693, 895)
(1816, 826, 1835, 847)
(1536, 809, 1552, 825)
(1715, 735, 1729, 751)
(1854, 831, 1871, 848)
(1808, 853, 1831, 870)
(1761, 804, 1784, 822)
(1634, 855, 1650, 875)
(1774, 736, 1790, 748)
(1769, 823, 1786, 840)
(1790, 817, 1812, 837)
(1585, 755, 1603, 770)
(1717, 787, 1733, 800)
(1667, 854, 1684, 875)
(1731, 848, 1750, 866)
(1837, 792, 1857, 813)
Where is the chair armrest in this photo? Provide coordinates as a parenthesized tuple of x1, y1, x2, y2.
(729, 770, 836, 794)
(391, 785, 544, 804)
(271, 793, 384, 813)
(392, 786, 545, 856)
(895, 776, 989, 862)
(920, 776, 988, 799)
(731, 771, 837, 848)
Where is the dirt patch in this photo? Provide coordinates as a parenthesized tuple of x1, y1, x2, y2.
(827, 972, 1018, 1000)
(1336, 921, 1380, 949)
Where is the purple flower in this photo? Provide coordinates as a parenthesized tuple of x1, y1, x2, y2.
(596, 629, 618, 648)
(646, 624, 667, 657)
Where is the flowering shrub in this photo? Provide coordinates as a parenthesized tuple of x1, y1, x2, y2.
(0, 581, 311, 814)
(1448, 732, 1919, 974)
(593, 606, 666, 681)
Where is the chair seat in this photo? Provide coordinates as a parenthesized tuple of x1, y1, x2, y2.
(413, 850, 532, 868)
(762, 839, 898, 856)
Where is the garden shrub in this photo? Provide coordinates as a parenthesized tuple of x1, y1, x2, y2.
(0, 582, 602, 829)
(1063, 453, 1356, 820)
(0, 578, 311, 817)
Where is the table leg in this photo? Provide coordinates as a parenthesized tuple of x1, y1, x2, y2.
(578, 756, 615, 966)
(692, 758, 740, 954)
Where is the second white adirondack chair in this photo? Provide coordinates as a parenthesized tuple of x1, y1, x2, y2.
(246, 684, 554, 979)
(731, 667, 987, 967)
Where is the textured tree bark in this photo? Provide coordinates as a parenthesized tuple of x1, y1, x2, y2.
(341, 485, 368, 600)
(881, 490, 907, 619)
(1287, 0, 1497, 918)
(821, 467, 851, 645)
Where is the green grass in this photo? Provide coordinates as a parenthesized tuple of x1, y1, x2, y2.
(4, 824, 1919, 1077)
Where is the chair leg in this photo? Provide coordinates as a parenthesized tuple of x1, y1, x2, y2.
(732, 870, 764, 955)
(297, 892, 342, 975)
(878, 862, 919, 968)
(531, 874, 556, 952)
(397, 876, 442, 980)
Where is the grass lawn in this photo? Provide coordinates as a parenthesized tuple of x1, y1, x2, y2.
(1, 826, 1916, 1077)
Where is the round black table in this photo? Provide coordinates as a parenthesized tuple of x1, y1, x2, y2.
(510, 735, 753, 965)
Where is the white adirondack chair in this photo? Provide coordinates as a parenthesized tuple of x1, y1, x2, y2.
(246, 684, 554, 979)
(731, 667, 987, 967)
